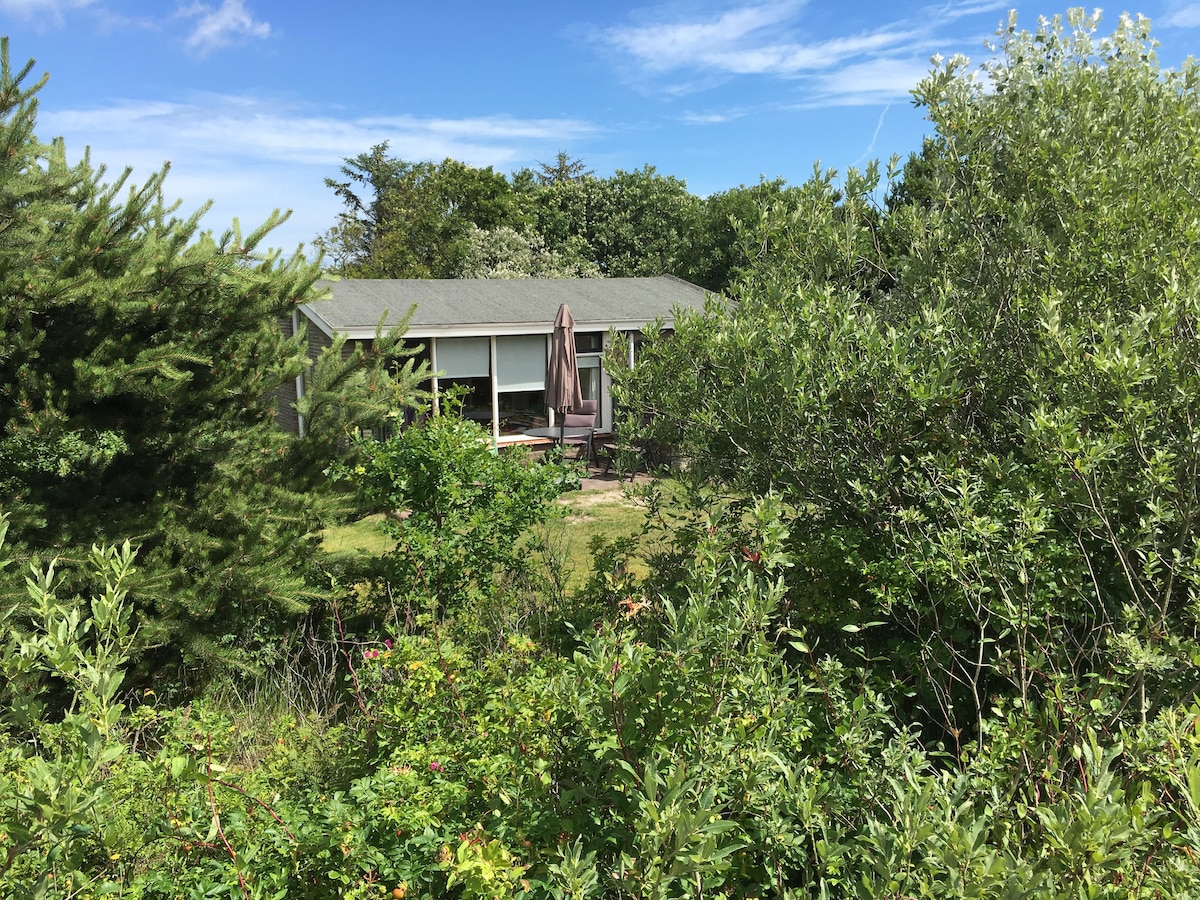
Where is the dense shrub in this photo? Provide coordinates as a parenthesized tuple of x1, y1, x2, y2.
(616, 10, 1200, 750)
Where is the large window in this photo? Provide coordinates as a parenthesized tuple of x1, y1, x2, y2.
(437, 337, 490, 380)
(580, 357, 602, 404)
(430, 335, 551, 438)
(496, 335, 546, 391)
(497, 335, 546, 435)
(577, 333, 607, 432)
(435, 336, 494, 422)
(441, 377, 492, 421)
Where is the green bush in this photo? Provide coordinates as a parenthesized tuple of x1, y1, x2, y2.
(616, 9, 1200, 750)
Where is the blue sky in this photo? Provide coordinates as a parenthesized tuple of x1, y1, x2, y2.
(2, 0, 1197, 256)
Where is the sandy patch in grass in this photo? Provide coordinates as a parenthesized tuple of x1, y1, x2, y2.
(560, 488, 644, 510)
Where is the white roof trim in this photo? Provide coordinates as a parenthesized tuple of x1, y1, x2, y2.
(298, 305, 672, 341)
(299, 304, 337, 339)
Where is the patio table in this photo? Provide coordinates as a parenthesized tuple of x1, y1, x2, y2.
(522, 426, 596, 461)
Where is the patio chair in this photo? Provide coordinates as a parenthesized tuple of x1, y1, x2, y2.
(560, 399, 597, 462)
(597, 414, 652, 481)
(599, 435, 646, 481)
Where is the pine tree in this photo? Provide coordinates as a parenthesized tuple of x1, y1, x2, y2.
(0, 41, 423, 680)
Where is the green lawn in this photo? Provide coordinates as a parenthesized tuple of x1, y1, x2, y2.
(540, 487, 653, 589)
(320, 513, 396, 556)
(320, 485, 657, 591)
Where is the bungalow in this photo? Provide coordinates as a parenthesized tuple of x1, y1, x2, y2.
(278, 275, 709, 444)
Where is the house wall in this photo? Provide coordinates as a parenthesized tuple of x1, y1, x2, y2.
(274, 311, 352, 435)
(308, 321, 336, 359)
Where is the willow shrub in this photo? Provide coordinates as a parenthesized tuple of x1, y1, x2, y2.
(615, 10, 1200, 751)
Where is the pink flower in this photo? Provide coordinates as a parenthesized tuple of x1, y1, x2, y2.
(384, 639, 394, 650)
(429, 760, 443, 773)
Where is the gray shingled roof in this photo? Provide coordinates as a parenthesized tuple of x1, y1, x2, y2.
(301, 275, 710, 338)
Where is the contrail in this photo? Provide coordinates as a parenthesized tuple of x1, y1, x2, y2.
(855, 103, 891, 165)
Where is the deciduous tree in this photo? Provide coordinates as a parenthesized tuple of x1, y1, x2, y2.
(322, 151, 709, 281)
(318, 151, 520, 278)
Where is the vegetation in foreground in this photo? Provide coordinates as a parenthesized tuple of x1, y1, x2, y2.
(325, 484, 655, 593)
(0, 37, 430, 681)
(5, 10, 1200, 899)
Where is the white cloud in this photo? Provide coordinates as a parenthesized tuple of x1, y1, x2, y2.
(925, 0, 1008, 23)
(179, 0, 270, 56)
(602, 2, 802, 72)
(45, 97, 594, 167)
(764, 29, 923, 73)
(591, 0, 1005, 112)
(597, 2, 925, 78)
(40, 95, 596, 254)
(0, 0, 95, 25)
(1164, 3, 1200, 27)
(680, 111, 742, 124)
(813, 57, 933, 105)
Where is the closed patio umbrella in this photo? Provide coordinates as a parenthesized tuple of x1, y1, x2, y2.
(546, 303, 583, 443)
